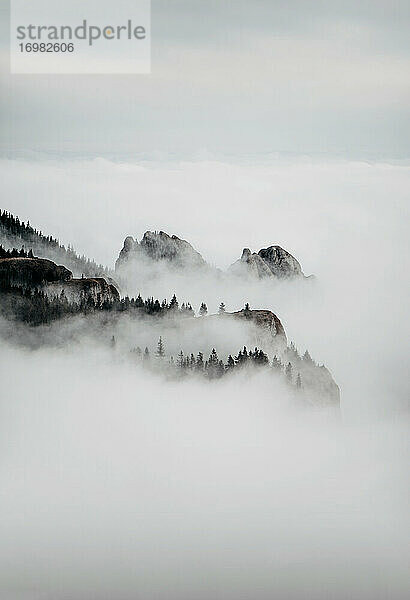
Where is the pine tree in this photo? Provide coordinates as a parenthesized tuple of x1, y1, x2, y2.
(296, 373, 302, 389)
(169, 294, 179, 311)
(156, 336, 165, 358)
(177, 350, 184, 368)
(218, 302, 226, 314)
(285, 362, 293, 382)
(303, 350, 313, 364)
(195, 351, 204, 372)
(199, 302, 208, 316)
(226, 355, 235, 370)
(272, 355, 282, 371)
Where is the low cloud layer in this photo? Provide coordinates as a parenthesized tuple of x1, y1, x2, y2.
(0, 343, 408, 599)
(1, 156, 409, 418)
(0, 156, 409, 598)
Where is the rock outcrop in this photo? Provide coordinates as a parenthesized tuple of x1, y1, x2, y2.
(230, 308, 287, 340)
(47, 277, 120, 305)
(116, 229, 308, 281)
(0, 257, 72, 287)
(206, 308, 288, 355)
(229, 248, 273, 279)
(116, 231, 207, 271)
(258, 245, 303, 278)
(0, 257, 119, 306)
(230, 245, 305, 279)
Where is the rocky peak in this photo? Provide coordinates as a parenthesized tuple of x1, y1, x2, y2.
(116, 230, 207, 270)
(258, 245, 303, 278)
(230, 244, 306, 279)
(236, 248, 273, 278)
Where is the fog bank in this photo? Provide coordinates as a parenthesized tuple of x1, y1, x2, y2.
(0, 343, 408, 600)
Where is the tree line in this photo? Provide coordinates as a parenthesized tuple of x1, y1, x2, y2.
(0, 245, 35, 259)
(129, 336, 304, 389)
(0, 210, 110, 278)
(0, 280, 216, 326)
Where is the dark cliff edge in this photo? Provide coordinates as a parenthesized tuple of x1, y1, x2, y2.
(0, 257, 120, 305)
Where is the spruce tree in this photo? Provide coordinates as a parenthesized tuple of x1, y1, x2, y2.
(169, 294, 179, 311)
(156, 336, 165, 358)
(177, 350, 184, 368)
(195, 351, 204, 372)
(199, 302, 208, 316)
(226, 355, 235, 370)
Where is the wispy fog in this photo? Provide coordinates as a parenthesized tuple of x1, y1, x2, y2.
(2, 156, 409, 416)
(0, 156, 409, 598)
(0, 343, 408, 599)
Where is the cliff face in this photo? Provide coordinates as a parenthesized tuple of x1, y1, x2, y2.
(0, 257, 119, 306)
(230, 308, 287, 339)
(116, 231, 207, 271)
(258, 246, 303, 278)
(0, 257, 72, 286)
(47, 277, 120, 305)
(230, 248, 273, 279)
(205, 308, 288, 356)
(230, 245, 305, 279)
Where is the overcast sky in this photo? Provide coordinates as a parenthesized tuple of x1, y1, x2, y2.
(1, 0, 409, 158)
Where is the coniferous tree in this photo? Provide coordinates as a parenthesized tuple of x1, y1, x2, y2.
(218, 302, 226, 314)
(272, 355, 282, 371)
(199, 302, 208, 316)
(169, 294, 179, 311)
(285, 362, 293, 382)
(195, 351, 204, 372)
(177, 350, 184, 368)
(156, 336, 165, 358)
(296, 373, 302, 389)
(226, 355, 235, 370)
(303, 350, 313, 364)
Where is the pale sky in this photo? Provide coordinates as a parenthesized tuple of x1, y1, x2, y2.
(1, 0, 409, 158)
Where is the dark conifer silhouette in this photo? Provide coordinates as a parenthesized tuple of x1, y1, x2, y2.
(199, 302, 208, 316)
(156, 336, 165, 358)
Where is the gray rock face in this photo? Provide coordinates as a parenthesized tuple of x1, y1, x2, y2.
(47, 277, 120, 306)
(258, 246, 303, 278)
(0, 256, 120, 306)
(230, 245, 305, 279)
(0, 257, 72, 286)
(230, 248, 273, 279)
(116, 231, 206, 270)
(116, 229, 309, 281)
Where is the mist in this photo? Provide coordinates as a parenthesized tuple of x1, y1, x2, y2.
(0, 342, 408, 600)
(2, 156, 408, 417)
(0, 156, 409, 598)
